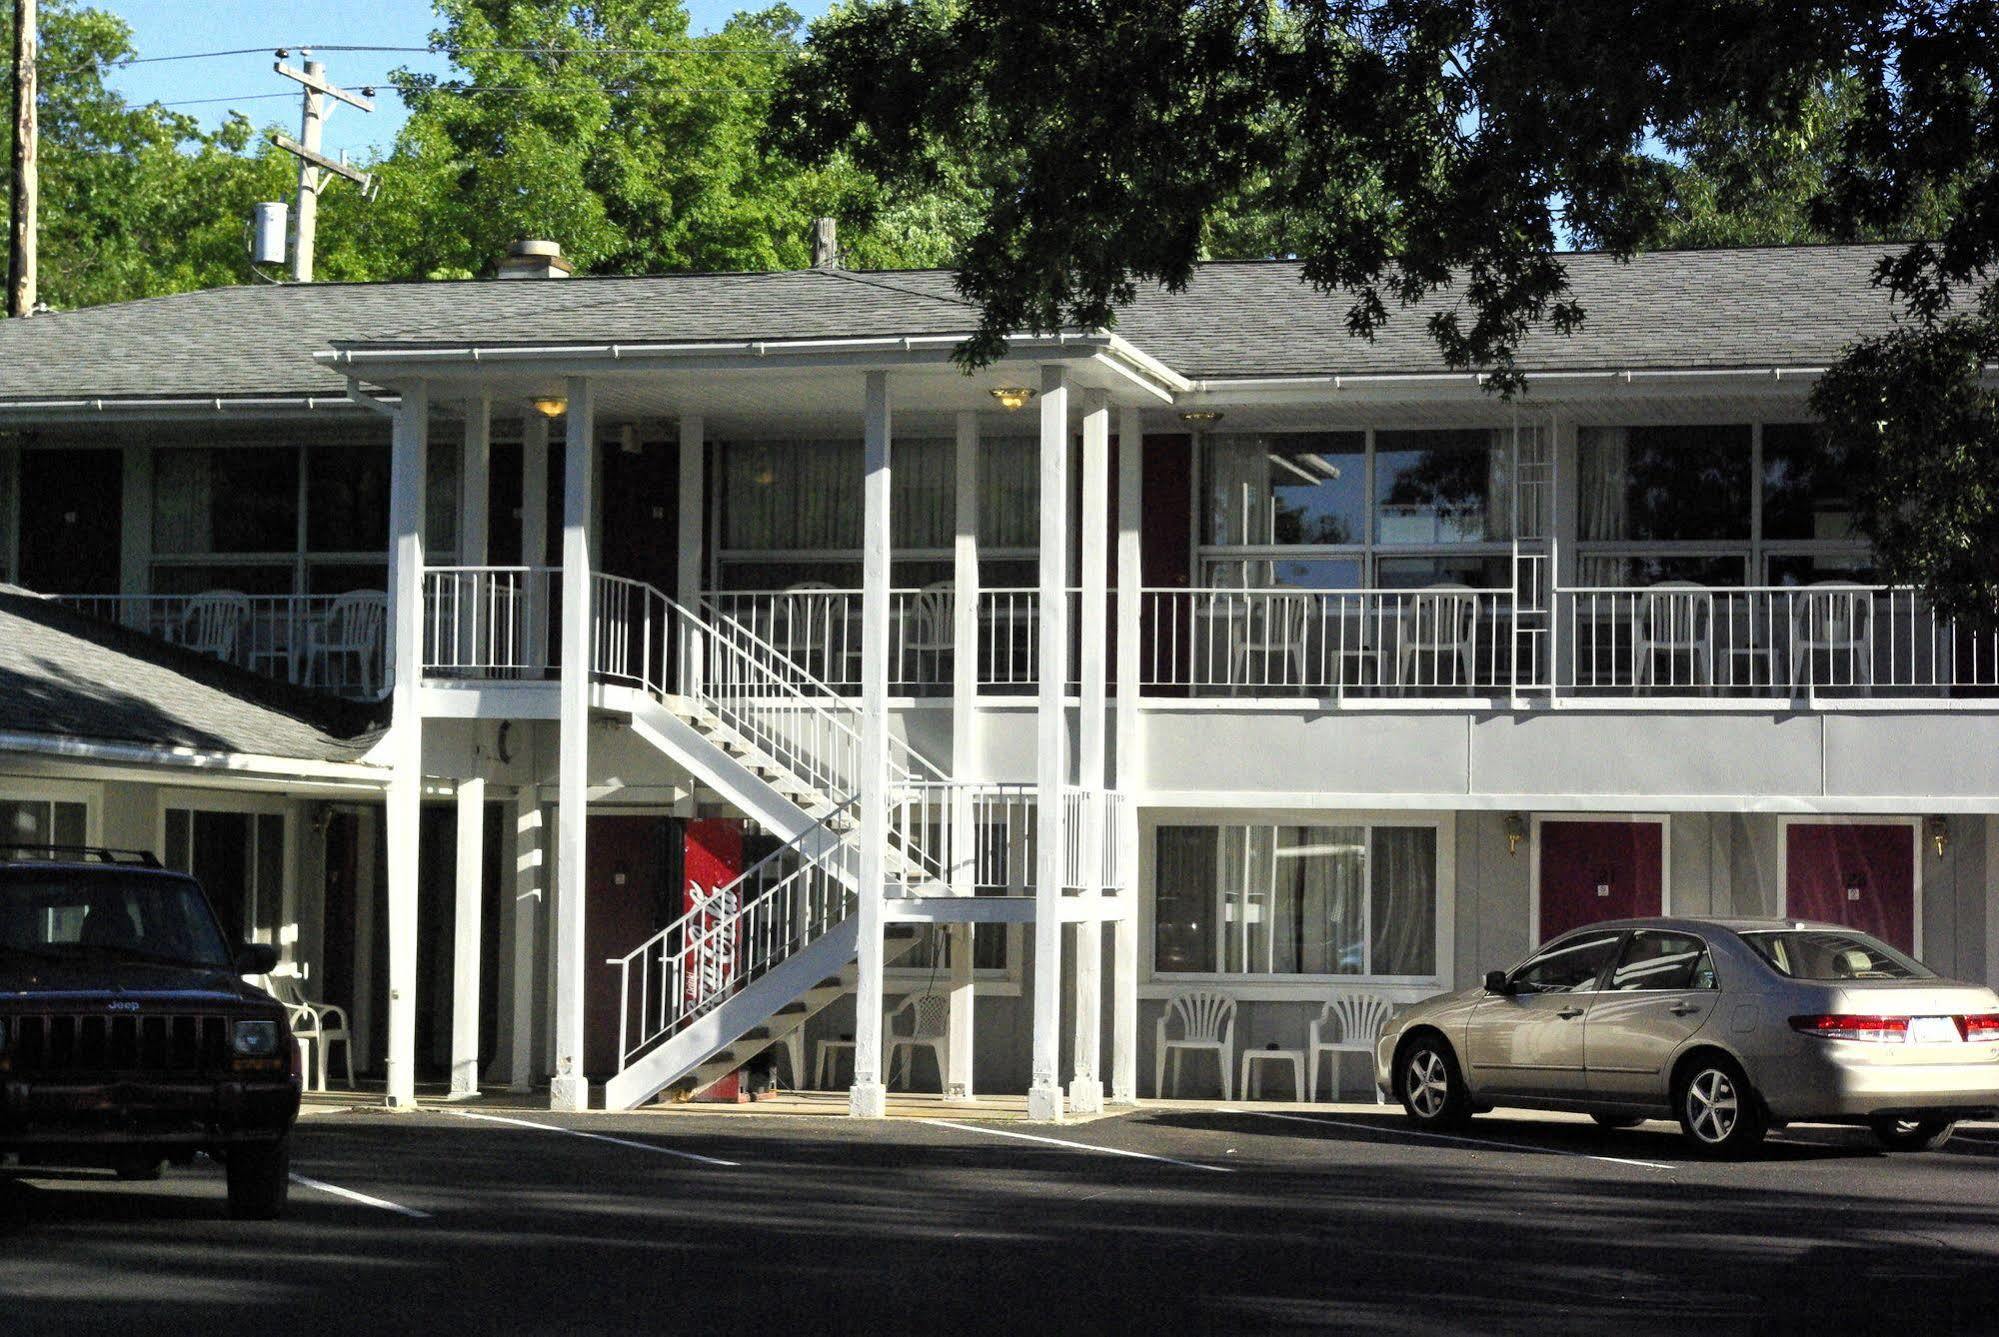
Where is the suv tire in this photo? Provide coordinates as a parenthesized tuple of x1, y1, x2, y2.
(1675, 1056, 1767, 1157)
(226, 1135, 291, 1220)
(1398, 1036, 1473, 1130)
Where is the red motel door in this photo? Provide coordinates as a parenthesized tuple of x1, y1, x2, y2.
(1785, 822, 1916, 954)
(1537, 819, 1665, 943)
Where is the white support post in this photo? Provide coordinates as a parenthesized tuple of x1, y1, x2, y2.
(449, 773, 486, 1099)
(461, 393, 491, 566)
(678, 413, 704, 612)
(384, 380, 429, 1110)
(946, 410, 981, 1101)
(551, 377, 595, 1112)
(1070, 392, 1110, 1116)
(851, 371, 892, 1119)
(520, 412, 550, 668)
(1029, 363, 1071, 1123)
(119, 442, 151, 613)
(509, 779, 543, 1094)
(1111, 406, 1144, 1106)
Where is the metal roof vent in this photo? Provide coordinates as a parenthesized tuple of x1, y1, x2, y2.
(498, 239, 574, 280)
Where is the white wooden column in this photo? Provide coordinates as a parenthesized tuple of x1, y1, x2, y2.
(509, 778, 543, 1093)
(678, 413, 704, 610)
(461, 392, 491, 567)
(384, 380, 429, 1110)
(1069, 391, 1111, 1115)
(1111, 406, 1144, 1105)
(851, 370, 892, 1118)
(551, 377, 595, 1112)
(449, 772, 485, 1098)
(119, 442, 151, 609)
(1029, 363, 1071, 1122)
(521, 412, 551, 668)
(946, 409, 981, 1101)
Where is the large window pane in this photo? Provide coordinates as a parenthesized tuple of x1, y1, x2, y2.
(1375, 554, 1512, 589)
(307, 444, 390, 553)
(1762, 423, 1856, 542)
(1278, 826, 1366, 974)
(1153, 827, 1218, 973)
(979, 438, 1039, 549)
(1205, 557, 1364, 590)
(1374, 430, 1510, 544)
(1370, 827, 1437, 975)
(1578, 425, 1751, 543)
(1204, 433, 1365, 547)
(154, 448, 299, 555)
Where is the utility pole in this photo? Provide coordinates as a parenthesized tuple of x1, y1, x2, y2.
(272, 51, 374, 283)
(7, 0, 36, 318)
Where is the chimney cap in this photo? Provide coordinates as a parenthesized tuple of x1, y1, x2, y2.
(498, 239, 575, 279)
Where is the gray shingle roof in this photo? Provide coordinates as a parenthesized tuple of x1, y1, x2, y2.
(0, 588, 388, 765)
(0, 244, 1913, 404)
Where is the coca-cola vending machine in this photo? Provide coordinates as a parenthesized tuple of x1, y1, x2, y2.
(683, 820, 746, 1101)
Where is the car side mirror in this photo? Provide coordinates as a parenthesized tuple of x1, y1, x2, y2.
(236, 942, 280, 976)
(1484, 969, 1515, 995)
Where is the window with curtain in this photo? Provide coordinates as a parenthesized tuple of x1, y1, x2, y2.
(1153, 821, 1439, 978)
(0, 798, 88, 858)
(1203, 433, 1366, 548)
(1576, 424, 1752, 584)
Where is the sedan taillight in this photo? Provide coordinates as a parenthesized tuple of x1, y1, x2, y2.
(1957, 1014, 1999, 1043)
(1791, 1014, 1910, 1042)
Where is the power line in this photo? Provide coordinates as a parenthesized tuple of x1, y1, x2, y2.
(157, 82, 781, 110)
(85, 41, 797, 71)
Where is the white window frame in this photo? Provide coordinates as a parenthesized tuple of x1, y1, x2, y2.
(156, 790, 297, 956)
(1775, 814, 1925, 960)
(1140, 807, 1455, 1002)
(1528, 813, 1672, 948)
(0, 776, 104, 851)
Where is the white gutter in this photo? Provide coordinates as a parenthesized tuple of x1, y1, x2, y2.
(1184, 365, 1834, 394)
(314, 330, 1119, 368)
(0, 730, 391, 786)
(0, 394, 384, 417)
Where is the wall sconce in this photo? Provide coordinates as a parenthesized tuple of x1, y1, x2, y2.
(1504, 813, 1526, 856)
(530, 395, 568, 419)
(989, 386, 1035, 411)
(1927, 815, 1949, 858)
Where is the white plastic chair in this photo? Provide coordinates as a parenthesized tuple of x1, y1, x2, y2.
(1632, 582, 1714, 689)
(901, 581, 955, 686)
(1394, 584, 1478, 690)
(885, 991, 950, 1091)
(1790, 581, 1874, 690)
(263, 968, 354, 1092)
(774, 581, 844, 683)
(306, 590, 388, 696)
(176, 590, 252, 664)
(1154, 988, 1237, 1099)
(1308, 992, 1396, 1103)
(1227, 593, 1311, 691)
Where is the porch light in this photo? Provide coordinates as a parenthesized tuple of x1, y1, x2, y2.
(530, 395, 568, 419)
(1504, 813, 1526, 856)
(1928, 815, 1949, 858)
(1179, 410, 1223, 426)
(989, 386, 1036, 411)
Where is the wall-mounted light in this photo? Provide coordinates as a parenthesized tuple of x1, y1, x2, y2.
(530, 395, 568, 419)
(1927, 815, 1949, 858)
(1504, 813, 1526, 856)
(1179, 410, 1224, 426)
(989, 386, 1036, 411)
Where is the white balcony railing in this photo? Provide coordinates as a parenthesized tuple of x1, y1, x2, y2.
(53, 591, 386, 698)
(422, 566, 557, 678)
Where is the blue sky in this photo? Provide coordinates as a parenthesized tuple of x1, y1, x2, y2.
(98, 1, 834, 158)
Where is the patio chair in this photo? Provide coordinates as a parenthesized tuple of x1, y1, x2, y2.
(884, 991, 951, 1091)
(262, 967, 354, 1093)
(175, 590, 252, 664)
(1226, 593, 1312, 691)
(1308, 992, 1396, 1103)
(305, 590, 388, 697)
(902, 580, 956, 687)
(1789, 581, 1875, 692)
(1632, 581, 1714, 690)
(775, 581, 848, 685)
(1393, 584, 1479, 691)
(1155, 988, 1237, 1100)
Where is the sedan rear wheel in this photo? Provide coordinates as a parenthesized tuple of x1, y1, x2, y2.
(1398, 1039, 1471, 1130)
(1868, 1116, 1956, 1152)
(1676, 1058, 1766, 1157)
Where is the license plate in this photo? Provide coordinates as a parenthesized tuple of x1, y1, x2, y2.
(1910, 1016, 1959, 1045)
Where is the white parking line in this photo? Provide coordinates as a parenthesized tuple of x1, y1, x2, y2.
(289, 1173, 432, 1218)
(929, 1119, 1233, 1173)
(447, 1110, 741, 1167)
(1235, 1109, 1676, 1171)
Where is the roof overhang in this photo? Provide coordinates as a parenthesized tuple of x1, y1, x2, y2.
(0, 394, 381, 424)
(0, 729, 391, 793)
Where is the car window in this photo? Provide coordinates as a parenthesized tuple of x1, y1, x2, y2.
(1511, 931, 1622, 993)
(0, 872, 233, 968)
(1740, 930, 1932, 981)
(1607, 930, 1716, 991)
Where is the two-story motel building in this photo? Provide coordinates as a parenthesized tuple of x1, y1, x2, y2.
(0, 240, 1993, 1119)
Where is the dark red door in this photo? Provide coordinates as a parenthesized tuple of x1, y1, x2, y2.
(585, 816, 675, 1079)
(1785, 822, 1917, 953)
(1537, 820, 1664, 943)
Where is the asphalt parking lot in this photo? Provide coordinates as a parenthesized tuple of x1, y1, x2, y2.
(3, 1105, 1997, 1336)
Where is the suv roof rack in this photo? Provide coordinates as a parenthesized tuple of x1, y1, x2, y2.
(0, 845, 163, 868)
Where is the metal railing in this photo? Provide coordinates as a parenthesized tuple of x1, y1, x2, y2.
(53, 591, 380, 697)
(422, 566, 556, 677)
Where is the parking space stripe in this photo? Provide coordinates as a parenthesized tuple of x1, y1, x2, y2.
(1235, 1109, 1676, 1170)
(928, 1119, 1233, 1173)
(290, 1173, 433, 1218)
(447, 1110, 741, 1167)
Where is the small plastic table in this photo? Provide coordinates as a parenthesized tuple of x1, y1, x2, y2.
(1239, 1048, 1307, 1101)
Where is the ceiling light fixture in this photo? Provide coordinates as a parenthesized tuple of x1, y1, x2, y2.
(530, 396, 568, 419)
(1179, 410, 1223, 426)
(989, 386, 1036, 411)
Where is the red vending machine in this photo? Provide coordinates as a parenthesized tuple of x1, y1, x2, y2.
(683, 820, 747, 1102)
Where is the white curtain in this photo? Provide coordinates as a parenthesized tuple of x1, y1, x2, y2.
(979, 437, 1038, 549)
(1205, 435, 1274, 547)
(722, 439, 971, 552)
(1577, 426, 1631, 584)
(1282, 825, 1366, 975)
(1369, 827, 1437, 975)
(152, 449, 213, 555)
